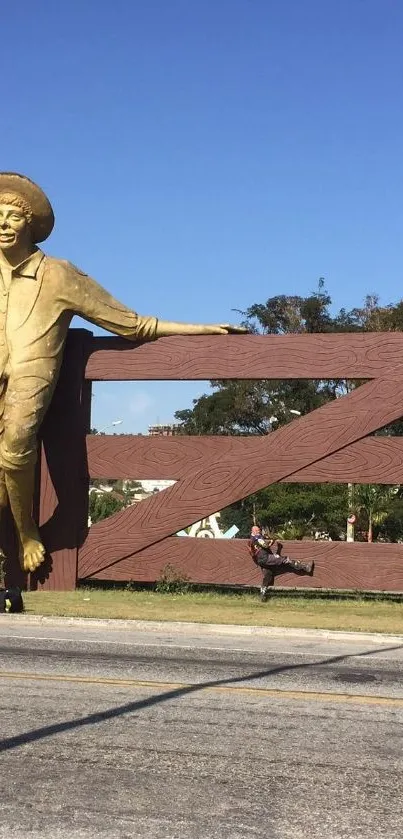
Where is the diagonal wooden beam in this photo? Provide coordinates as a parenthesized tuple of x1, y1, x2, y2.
(79, 372, 403, 577)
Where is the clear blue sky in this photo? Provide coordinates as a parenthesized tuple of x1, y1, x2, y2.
(3, 0, 403, 432)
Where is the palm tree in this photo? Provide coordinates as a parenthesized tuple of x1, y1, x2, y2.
(354, 484, 399, 542)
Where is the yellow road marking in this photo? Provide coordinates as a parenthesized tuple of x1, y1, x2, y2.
(0, 670, 403, 707)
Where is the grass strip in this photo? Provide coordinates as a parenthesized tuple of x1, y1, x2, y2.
(20, 589, 403, 634)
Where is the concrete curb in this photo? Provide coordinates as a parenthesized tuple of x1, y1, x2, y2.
(1, 613, 403, 644)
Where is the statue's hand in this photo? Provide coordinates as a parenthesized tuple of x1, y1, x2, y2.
(156, 320, 249, 337)
(209, 323, 249, 334)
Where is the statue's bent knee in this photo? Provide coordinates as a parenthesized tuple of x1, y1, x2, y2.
(0, 428, 37, 472)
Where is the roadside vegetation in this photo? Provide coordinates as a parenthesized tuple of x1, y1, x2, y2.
(23, 588, 403, 635)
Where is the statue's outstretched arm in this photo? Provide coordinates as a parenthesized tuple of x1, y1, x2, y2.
(70, 269, 247, 339)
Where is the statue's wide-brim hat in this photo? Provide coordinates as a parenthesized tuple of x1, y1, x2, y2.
(0, 172, 54, 243)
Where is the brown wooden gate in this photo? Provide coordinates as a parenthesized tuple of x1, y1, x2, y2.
(25, 329, 403, 591)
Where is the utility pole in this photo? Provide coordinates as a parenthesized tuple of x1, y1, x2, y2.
(347, 483, 355, 542)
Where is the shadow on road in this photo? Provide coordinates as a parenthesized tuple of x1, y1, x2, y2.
(1, 642, 402, 753)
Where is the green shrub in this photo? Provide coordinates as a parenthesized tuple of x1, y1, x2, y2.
(155, 563, 191, 594)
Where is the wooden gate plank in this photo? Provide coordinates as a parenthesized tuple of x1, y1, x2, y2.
(84, 537, 403, 593)
(85, 333, 403, 381)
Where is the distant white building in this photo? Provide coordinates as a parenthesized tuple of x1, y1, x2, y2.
(139, 479, 176, 494)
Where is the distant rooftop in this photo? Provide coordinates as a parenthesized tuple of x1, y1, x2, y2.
(148, 423, 181, 436)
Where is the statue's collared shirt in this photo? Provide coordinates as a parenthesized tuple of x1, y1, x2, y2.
(0, 248, 45, 291)
(0, 249, 158, 383)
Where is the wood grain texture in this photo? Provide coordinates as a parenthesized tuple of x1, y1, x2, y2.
(79, 371, 403, 577)
(85, 333, 403, 381)
(83, 537, 403, 593)
(35, 330, 92, 591)
(87, 434, 403, 484)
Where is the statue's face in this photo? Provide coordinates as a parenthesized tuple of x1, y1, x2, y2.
(0, 203, 31, 252)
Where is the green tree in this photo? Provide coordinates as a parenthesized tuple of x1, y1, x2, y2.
(176, 283, 341, 437)
(89, 491, 126, 524)
(353, 484, 399, 542)
(219, 483, 347, 540)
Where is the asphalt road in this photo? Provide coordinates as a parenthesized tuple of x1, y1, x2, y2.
(0, 618, 402, 839)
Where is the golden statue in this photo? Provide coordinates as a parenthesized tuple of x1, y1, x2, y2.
(0, 172, 245, 574)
